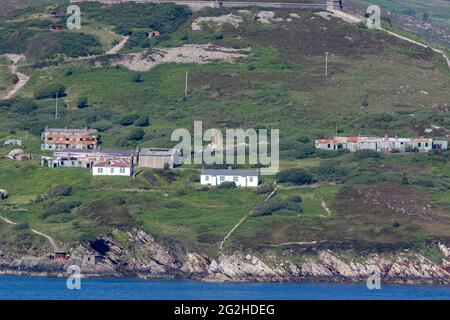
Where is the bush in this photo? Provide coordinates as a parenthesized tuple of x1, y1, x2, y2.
(41, 200, 81, 219)
(286, 195, 302, 203)
(256, 183, 276, 195)
(34, 83, 66, 99)
(218, 181, 237, 189)
(77, 96, 89, 109)
(14, 222, 29, 230)
(119, 113, 138, 126)
(92, 120, 112, 132)
(252, 199, 302, 217)
(131, 73, 143, 83)
(48, 184, 72, 197)
(35, 194, 49, 203)
(135, 115, 149, 127)
(128, 127, 145, 141)
(276, 168, 315, 185)
(164, 201, 183, 208)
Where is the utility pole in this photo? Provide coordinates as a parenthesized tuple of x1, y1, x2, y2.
(55, 92, 59, 120)
(325, 52, 329, 77)
(184, 71, 189, 97)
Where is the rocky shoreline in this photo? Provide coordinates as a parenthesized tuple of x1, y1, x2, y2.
(2, 229, 450, 285)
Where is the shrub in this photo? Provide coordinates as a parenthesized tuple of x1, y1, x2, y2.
(34, 83, 66, 99)
(256, 183, 275, 195)
(41, 200, 81, 219)
(131, 73, 143, 83)
(35, 194, 49, 203)
(218, 181, 237, 189)
(76, 96, 89, 109)
(164, 201, 183, 208)
(135, 115, 149, 127)
(252, 199, 302, 217)
(14, 222, 29, 230)
(119, 113, 138, 126)
(128, 127, 145, 141)
(276, 168, 315, 185)
(48, 184, 72, 197)
(286, 195, 302, 203)
(92, 120, 112, 132)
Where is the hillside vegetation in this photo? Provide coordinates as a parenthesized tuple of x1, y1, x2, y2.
(0, 4, 449, 259)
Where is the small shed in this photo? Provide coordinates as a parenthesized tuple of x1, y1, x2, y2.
(54, 251, 68, 261)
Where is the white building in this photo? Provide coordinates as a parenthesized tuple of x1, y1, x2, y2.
(315, 135, 447, 153)
(200, 168, 259, 187)
(93, 159, 132, 176)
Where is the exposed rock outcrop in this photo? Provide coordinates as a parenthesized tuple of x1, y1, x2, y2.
(1, 229, 450, 285)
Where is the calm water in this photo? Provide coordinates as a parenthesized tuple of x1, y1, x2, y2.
(1, 276, 450, 300)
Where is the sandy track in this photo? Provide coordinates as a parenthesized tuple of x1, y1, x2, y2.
(110, 44, 250, 72)
(0, 214, 58, 250)
(0, 54, 30, 101)
(106, 35, 130, 55)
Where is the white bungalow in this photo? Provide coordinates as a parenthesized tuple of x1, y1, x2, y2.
(93, 159, 132, 176)
(200, 168, 259, 187)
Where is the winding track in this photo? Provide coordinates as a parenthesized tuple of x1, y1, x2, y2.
(0, 215, 58, 251)
(0, 54, 30, 101)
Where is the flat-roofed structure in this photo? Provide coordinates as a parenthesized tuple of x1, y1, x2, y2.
(138, 148, 180, 169)
(200, 168, 259, 187)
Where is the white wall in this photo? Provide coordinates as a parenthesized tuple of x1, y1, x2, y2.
(93, 166, 131, 176)
(200, 174, 259, 187)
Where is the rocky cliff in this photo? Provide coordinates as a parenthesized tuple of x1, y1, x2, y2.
(1, 229, 450, 285)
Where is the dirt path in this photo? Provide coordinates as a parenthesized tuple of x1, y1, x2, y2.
(0, 54, 30, 101)
(321, 199, 332, 215)
(219, 185, 278, 251)
(0, 214, 58, 250)
(106, 35, 129, 55)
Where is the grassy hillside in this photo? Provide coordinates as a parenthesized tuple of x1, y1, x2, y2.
(0, 4, 449, 258)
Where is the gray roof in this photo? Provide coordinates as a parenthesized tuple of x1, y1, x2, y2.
(54, 148, 136, 156)
(201, 168, 259, 177)
(45, 128, 97, 134)
(140, 148, 178, 157)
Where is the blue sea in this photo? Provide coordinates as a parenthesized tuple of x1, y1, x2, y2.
(1, 276, 450, 300)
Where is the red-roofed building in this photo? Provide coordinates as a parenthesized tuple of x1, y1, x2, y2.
(93, 159, 132, 176)
(41, 127, 98, 151)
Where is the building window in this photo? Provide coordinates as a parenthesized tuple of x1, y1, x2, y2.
(111, 168, 115, 174)
(327, 144, 331, 149)
(249, 177, 253, 182)
(418, 143, 422, 147)
(219, 176, 225, 181)
(205, 175, 209, 181)
(120, 168, 125, 174)
(97, 168, 103, 173)
(425, 143, 429, 147)
(233, 176, 238, 182)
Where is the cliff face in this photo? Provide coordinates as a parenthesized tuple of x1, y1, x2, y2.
(1, 229, 450, 285)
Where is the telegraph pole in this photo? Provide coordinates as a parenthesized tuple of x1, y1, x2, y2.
(325, 52, 329, 77)
(184, 71, 189, 97)
(55, 92, 59, 119)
